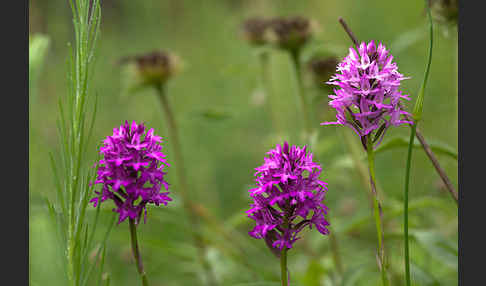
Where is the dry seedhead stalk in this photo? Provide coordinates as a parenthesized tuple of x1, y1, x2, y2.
(241, 17, 271, 46)
(266, 16, 317, 54)
(307, 57, 339, 88)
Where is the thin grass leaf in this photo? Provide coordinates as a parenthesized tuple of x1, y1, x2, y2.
(49, 152, 67, 216)
(84, 93, 98, 156)
(81, 214, 116, 286)
(97, 246, 106, 286)
(374, 136, 457, 160)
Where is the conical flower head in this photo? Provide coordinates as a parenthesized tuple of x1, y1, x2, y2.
(321, 41, 412, 147)
(90, 121, 172, 224)
(247, 142, 330, 252)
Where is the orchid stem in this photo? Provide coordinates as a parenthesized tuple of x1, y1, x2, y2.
(129, 219, 149, 286)
(403, 124, 416, 286)
(280, 247, 288, 286)
(366, 136, 389, 286)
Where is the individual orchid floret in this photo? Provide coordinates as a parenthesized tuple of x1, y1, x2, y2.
(91, 120, 172, 224)
(321, 41, 412, 148)
(247, 142, 330, 252)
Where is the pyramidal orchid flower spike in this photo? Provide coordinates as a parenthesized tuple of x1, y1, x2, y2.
(322, 41, 412, 148)
(91, 120, 172, 224)
(247, 142, 330, 252)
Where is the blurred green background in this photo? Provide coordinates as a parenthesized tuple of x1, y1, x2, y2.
(29, 0, 457, 285)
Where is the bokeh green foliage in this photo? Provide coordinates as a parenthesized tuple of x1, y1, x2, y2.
(30, 0, 457, 285)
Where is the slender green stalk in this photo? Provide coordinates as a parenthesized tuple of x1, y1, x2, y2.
(280, 247, 288, 286)
(280, 213, 290, 286)
(403, 125, 416, 286)
(403, 1, 434, 285)
(259, 51, 281, 133)
(366, 136, 389, 286)
(47, 1, 106, 285)
(289, 49, 312, 139)
(155, 84, 217, 286)
(129, 219, 149, 286)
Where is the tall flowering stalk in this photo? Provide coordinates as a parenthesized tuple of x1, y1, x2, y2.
(339, 18, 457, 203)
(120, 51, 217, 285)
(46, 1, 114, 286)
(267, 16, 317, 140)
(241, 17, 282, 133)
(91, 121, 172, 286)
(247, 142, 330, 286)
(403, 1, 434, 285)
(322, 40, 413, 285)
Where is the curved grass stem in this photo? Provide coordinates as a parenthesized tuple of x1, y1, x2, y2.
(403, 2, 435, 285)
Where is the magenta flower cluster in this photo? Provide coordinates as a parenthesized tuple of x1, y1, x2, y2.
(247, 142, 330, 251)
(322, 41, 412, 145)
(91, 121, 172, 224)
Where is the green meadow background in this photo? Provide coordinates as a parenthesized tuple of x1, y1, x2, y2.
(29, 0, 457, 285)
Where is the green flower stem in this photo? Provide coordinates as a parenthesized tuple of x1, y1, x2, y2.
(340, 129, 374, 203)
(366, 136, 389, 286)
(290, 49, 312, 139)
(156, 84, 217, 286)
(403, 124, 417, 286)
(403, 2, 434, 285)
(129, 219, 149, 286)
(280, 214, 290, 286)
(259, 51, 281, 133)
(280, 247, 288, 286)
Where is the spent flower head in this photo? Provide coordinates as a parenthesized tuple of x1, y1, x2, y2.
(429, 0, 457, 25)
(241, 17, 271, 46)
(321, 41, 412, 147)
(266, 16, 317, 53)
(120, 50, 182, 93)
(247, 142, 329, 252)
(307, 56, 340, 88)
(91, 121, 172, 224)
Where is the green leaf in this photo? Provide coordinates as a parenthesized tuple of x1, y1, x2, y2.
(197, 109, 233, 121)
(412, 230, 457, 269)
(410, 262, 440, 286)
(374, 136, 457, 160)
(300, 260, 326, 286)
(390, 26, 427, 55)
